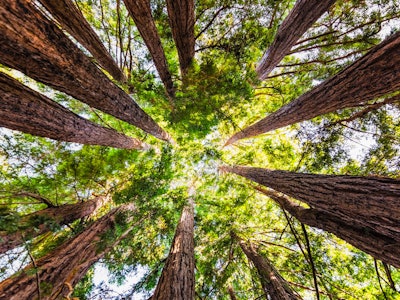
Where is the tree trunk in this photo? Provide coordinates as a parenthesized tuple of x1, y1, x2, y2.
(0, 0, 171, 142)
(222, 166, 400, 255)
(0, 72, 149, 150)
(0, 196, 107, 255)
(166, 0, 195, 75)
(228, 285, 237, 300)
(226, 31, 400, 145)
(256, 187, 400, 267)
(151, 198, 195, 300)
(0, 205, 134, 300)
(233, 234, 300, 300)
(123, 0, 175, 98)
(256, 0, 337, 80)
(38, 0, 126, 82)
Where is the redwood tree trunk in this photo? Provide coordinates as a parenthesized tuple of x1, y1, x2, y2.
(0, 0, 171, 142)
(38, 0, 126, 82)
(123, 0, 175, 98)
(0, 205, 133, 300)
(234, 234, 300, 300)
(256, 187, 400, 267)
(226, 31, 400, 145)
(256, 0, 337, 80)
(166, 0, 195, 75)
(151, 198, 195, 300)
(0, 196, 107, 254)
(0, 72, 149, 150)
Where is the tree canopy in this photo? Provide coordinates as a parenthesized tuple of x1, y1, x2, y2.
(1, 0, 400, 299)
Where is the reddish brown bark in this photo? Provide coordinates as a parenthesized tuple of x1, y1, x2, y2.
(0, 0, 171, 142)
(256, 187, 400, 268)
(0, 196, 107, 255)
(256, 0, 337, 80)
(123, 0, 175, 98)
(0, 205, 133, 300)
(151, 198, 195, 300)
(226, 32, 400, 145)
(0, 72, 149, 150)
(38, 0, 126, 82)
(166, 0, 195, 75)
(234, 234, 300, 300)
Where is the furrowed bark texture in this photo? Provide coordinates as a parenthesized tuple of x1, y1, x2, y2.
(38, 0, 126, 82)
(227, 31, 400, 145)
(123, 0, 175, 98)
(256, 187, 400, 267)
(0, 205, 132, 300)
(256, 0, 336, 80)
(236, 235, 300, 300)
(0, 0, 170, 142)
(166, 0, 195, 75)
(0, 73, 149, 150)
(151, 198, 195, 300)
(0, 196, 107, 255)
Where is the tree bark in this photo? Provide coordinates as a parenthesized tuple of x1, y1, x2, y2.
(0, 72, 149, 150)
(38, 0, 126, 82)
(0, 204, 134, 300)
(151, 198, 195, 300)
(233, 234, 300, 300)
(256, 0, 337, 80)
(0, 0, 171, 142)
(123, 0, 175, 98)
(165, 0, 195, 75)
(0, 196, 107, 255)
(226, 31, 400, 145)
(222, 166, 400, 239)
(256, 187, 400, 268)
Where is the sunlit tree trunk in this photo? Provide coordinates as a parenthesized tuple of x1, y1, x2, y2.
(166, 0, 195, 75)
(256, 187, 400, 268)
(0, 205, 134, 300)
(151, 198, 195, 300)
(0, 196, 107, 255)
(0, 0, 171, 142)
(256, 0, 337, 80)
(0, 72, 149, 150)
(234, 234, 300, 300)
(38, 0, 126, 82)
(123, 0, 175, 98)
(226, 31, 400, 145)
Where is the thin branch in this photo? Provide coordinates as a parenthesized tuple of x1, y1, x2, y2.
(374, 259, 388, 300)
(27, 249, 42, 300)
(382, 263, 397, 292)
(195, 5, 230, 40)
(301, 224, 320, 300)
(4, 192, 55, 208)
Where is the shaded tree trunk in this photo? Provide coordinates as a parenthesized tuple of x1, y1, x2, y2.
(228, 285, 237, 300)
(0, 196, 107, 255)
(0, 72, 149, 150)
(38, 0, 126, 82)
(123, 0, 175, 98)
(226, 31, 400, 145)
(233, 233, 300, 300)
(0, 205, 134, 300)
(256, 0, 337, 80)
(166, 0, 195, 75)
(221, 166, 400, 241)
(255, 187, 400, 268)
(0, 0, 171, 142)
(151, 198, 195, 300)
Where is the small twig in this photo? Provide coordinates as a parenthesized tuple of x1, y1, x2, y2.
(382, 263, 397, 292)
(301, 224, 320, 300)
(28, 249, 42, 300)
(374, 259, 388, 300)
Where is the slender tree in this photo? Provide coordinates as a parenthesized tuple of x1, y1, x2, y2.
(233, 233, 301, 300)
(255, 187, 400, 268)
(0, 204, 134, 300)
(123, 0, 175, 98)
(226, 31, 400, 145)
(0, 72, 149, 150)
(0, 195, 107, 254)
(151, 197, 195, 300)
(256, 0, 337, 80)
(37, 0, 126, 82)
(165, 0, 195, 75)
(0, 0, 171, 142)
